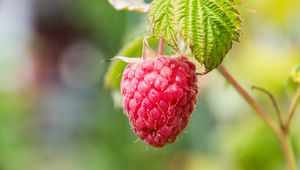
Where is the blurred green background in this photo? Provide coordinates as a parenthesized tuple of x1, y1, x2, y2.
(0, 0, 300, 170)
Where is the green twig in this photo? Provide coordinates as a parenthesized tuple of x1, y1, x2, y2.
(218, 65, 297, 170)
(251, 86, 284, 127)
(285, 86, 300, 130)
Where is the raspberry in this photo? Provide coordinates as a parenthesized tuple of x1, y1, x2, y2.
(121, 56, 198, 147)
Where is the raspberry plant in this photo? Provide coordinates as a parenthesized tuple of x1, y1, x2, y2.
(106, 0, 300, 169)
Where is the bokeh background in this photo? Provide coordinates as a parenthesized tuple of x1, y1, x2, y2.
(0, 0, 300, 170)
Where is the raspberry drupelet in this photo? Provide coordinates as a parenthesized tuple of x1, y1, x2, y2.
(121, 55, 198, 147)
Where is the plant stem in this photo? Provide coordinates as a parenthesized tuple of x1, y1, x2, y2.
(217, 65, 281, 135)
(158, 37, 164, 56)
(286, 86, 300, 129)
(251, 85, 284, 127)
(217, 64, 297, 170)
(279, 133, 297, 170)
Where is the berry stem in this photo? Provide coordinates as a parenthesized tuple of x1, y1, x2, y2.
(158, 37, 164, 56)
(218, 64, 297, 170)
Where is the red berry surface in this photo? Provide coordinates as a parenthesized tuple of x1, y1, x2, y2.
(121, 56, 198, 147)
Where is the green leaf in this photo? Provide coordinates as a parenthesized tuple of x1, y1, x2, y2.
(108, 0, 150, 12)
(104, 37, 158, 90)
(148, 0, 241, 72)
(104, 37, 143, 90)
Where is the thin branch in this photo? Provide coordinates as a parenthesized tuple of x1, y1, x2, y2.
(217, 65, 281, 135)
(279, 133, 298, 170)
(218, 64, 297, 170)
(251, 86, 284, 127)
(285, 86, 300, 129)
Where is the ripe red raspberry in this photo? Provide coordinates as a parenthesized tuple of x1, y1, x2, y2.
(121, 56, 198, 147)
